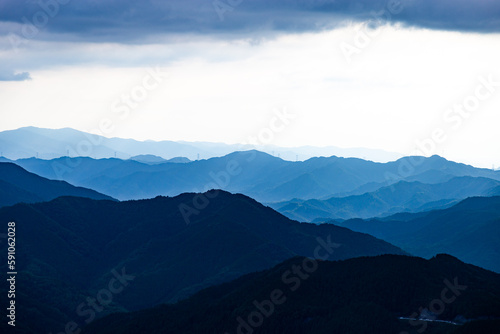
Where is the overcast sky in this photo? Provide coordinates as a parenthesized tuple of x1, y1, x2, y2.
(0, 0, 499, 167)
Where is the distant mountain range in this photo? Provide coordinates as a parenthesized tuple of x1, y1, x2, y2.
(271, 176, 500, 221)
(2, 126, 500, 333)
(0, 162, 114, 207)
(0, 126, 402, 162)
(129, 154, 191, 164)
(5, 151, 500, 204)
(330, 196, 500, 273)
(0, 191, 404, 333)
(83, 254, 500, 334)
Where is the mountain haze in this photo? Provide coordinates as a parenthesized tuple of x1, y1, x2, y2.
(272, 176, 500, 221)
(0, 126, 401, 162)
(333, 196, 500, 273)
(9, 151, 500, 203)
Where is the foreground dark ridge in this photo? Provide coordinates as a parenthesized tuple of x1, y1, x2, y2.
(0, 191, 404, 333)
(83, 254, 500, 334)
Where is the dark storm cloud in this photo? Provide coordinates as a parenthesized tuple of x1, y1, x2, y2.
(0, 0, 499, 43)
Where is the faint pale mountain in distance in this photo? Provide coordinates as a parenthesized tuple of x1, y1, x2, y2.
(0, 126, 402, 163)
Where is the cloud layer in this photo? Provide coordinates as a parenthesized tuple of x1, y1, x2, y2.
(0, 0, 499, 43)
(0, 70, 31, 81)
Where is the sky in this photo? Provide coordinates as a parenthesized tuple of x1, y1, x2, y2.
(0, 0, 500, 168)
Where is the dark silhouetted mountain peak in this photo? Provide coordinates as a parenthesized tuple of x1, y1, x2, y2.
(0, 162, 115, 207)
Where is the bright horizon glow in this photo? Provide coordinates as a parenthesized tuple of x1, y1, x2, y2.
(1, 25, 500, 168)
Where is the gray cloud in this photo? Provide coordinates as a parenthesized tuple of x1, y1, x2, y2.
(0, 71, 31, 81)
(0, 0, 499, 43)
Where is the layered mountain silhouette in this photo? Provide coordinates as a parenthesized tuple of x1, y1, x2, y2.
(129, 154, 191, 164)
(272, 176, 500, 221)
(0, 162, 114, 207)
(0, 126, 402, 162)
(82, 254, 500, 334)
(9, 150, 500, 203)
(2, 126, 499, 333)
(0, 191, 404, 333)
(331, 196, 500, 273)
